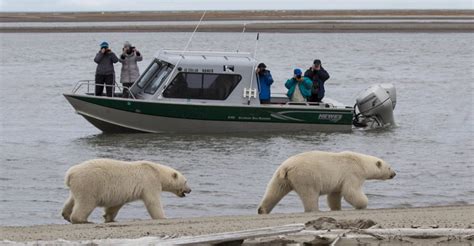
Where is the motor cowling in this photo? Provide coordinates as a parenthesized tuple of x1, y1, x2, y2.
(380, 83, 396, 110)
(354, 84, 396, 127)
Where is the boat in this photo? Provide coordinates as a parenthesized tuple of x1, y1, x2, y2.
(63, 49, 396, 133)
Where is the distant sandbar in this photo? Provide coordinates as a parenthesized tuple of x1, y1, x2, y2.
(0, 10, 473, 33)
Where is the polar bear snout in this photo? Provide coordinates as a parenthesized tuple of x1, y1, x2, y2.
(178, 186, 192, 197)
(389, 171, 396, 179)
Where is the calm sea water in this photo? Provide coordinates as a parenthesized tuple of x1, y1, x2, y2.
(0, 32, 473, 226)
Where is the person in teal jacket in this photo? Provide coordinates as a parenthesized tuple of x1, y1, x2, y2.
(285, 68, 312, 102)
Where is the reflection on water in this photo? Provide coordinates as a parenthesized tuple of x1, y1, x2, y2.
(0, 32, 473, 226)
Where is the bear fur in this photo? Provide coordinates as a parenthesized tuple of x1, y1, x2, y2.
(61, 159, 191, 224)
(257, 151, 396, 214)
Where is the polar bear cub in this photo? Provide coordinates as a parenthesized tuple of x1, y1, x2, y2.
(62, 159, 191, 224)
(258, 151, 396, 214)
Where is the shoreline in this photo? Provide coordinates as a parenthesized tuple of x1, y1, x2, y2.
(1, 205, 473, 242)
(1, 10, 473, 33)
(1, 10, 473, 22)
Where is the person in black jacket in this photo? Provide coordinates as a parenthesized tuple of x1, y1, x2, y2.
(304, 59, 330, 102)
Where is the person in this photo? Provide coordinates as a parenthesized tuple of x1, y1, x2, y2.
(94, 41, 118, 97)
(285, 68, 312, 102)
(304, 59, 330, 102)
(256, 63, 274, 104)
(118, 41, 143, 98)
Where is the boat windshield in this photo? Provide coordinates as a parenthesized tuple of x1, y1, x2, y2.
(136, 59, 174, 95)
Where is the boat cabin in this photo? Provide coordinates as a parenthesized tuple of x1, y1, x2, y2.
(129, 50, 261, 105)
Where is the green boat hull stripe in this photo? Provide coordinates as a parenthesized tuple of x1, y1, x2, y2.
(69, 95, 353, 125)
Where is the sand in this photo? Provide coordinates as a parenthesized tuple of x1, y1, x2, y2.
(0, 10, 473, 32)
(1, 205, 473, 242)
(1, 10, 473, 22)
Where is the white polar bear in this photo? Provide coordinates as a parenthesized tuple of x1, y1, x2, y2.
(257, 151, 396, 214)
(61, 159, 191, 224)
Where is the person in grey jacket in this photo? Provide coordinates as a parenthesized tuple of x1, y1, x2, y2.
(119, 41, 143, 98)
(94, 41, 118, 97)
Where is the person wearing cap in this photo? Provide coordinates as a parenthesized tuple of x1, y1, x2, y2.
(118, 41, 143, 98)
(304, 59, 330, 102)
(256, 63, 274, 104)
(285, 68, 313, 102)
(94, 41, 119, 97)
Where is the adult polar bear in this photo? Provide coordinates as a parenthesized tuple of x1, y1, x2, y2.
(258, 151, 396, 214)
(62, 159, 191, 224)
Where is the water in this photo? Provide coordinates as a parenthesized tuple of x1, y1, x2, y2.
(0, 32, 473, 226)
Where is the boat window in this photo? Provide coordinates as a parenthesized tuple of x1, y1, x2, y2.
(136, 60, 174, 90)
(163, 72, 242, 100)
(144, 65, 173, 95)
(136, 61, 161, 88)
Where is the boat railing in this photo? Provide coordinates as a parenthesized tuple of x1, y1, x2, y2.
(71, 80, 136, 99)
(158, 49, 253, 58)
(284, 101, 332, 108)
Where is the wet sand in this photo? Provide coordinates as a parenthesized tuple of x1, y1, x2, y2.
(0, 10, 473, 32)
(1, 10, 473, 22)
(1, 205, 473, 242)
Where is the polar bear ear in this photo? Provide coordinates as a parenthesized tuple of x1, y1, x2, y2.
(376, 161, 382, 168)
(172, 172, 178, 179)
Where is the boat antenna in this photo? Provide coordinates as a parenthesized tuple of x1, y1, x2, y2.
(253, 32, 259, 58)
(160, 10, 206, 94)
(247, 33, 260, 105)
(236, 23, 247, 52)
(182, 10, 207, 55)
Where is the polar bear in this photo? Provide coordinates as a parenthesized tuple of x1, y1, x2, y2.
(257, 151, 396, 214)
(61, 159, 191, 224)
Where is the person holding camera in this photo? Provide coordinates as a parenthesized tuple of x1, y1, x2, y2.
(94, 41, 119, 97)
(285, 68, 312, 102)
(304, 59, 330, 102)
(118, 41, 143, 98)
(256, 63, 274, 104)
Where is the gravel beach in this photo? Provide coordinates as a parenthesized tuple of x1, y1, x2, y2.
(1, 205, 473, 242)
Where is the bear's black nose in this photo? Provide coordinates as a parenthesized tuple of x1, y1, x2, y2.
(390, 173, 396, 179)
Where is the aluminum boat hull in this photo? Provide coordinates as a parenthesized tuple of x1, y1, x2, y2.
(64, 94, 353, 133)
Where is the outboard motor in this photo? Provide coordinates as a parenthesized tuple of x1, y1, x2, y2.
(380, 83, 397, 110)
(353, 84, 396, 128)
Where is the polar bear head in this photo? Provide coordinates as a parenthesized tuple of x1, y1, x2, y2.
(364, 157, 396, 180)
(169, 171, 192, 197)
(142, 162, 192, 197)
(376, 159, 396, 180)
(341, 151, 396, 180)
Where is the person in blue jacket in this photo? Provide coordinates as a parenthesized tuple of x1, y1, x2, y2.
(256, 63, 274, 104)
(285, 68, 312, 102)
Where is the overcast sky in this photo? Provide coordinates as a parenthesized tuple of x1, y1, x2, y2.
(0, 0, 472, 12)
